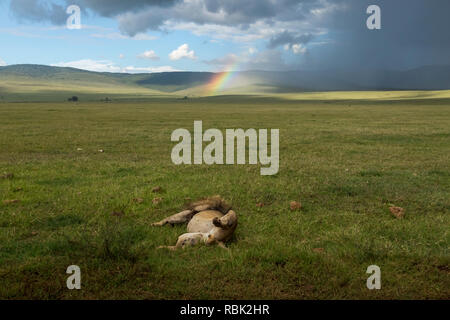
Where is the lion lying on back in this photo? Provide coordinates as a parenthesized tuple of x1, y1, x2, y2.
(152, 196, 237, 250)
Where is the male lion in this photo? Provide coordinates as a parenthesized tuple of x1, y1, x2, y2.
(152, 196, 237, 250)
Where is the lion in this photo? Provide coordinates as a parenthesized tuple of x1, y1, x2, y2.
(152, 196, 237, 250)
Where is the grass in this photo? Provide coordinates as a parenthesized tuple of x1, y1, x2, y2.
(0, 78, 170, 102)
(0, 96, 449, 299)
(278, 90, 450, 101)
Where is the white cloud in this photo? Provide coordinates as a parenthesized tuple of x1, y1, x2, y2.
(283, 43, 308, 54)
(165, 22, 264, 42)
(164, 19, 324, 44)
(52, 59, 122, 73)
(292, 43, 307, 54)
(123, 66, 181, 73)
(52, 59, 180, 73)
(0, 57, 6, 66)
(169, 44, 197, 61)
(248, 47, 257, 55)
(138, 50, 159, 60)
(310, 2, 347, 17)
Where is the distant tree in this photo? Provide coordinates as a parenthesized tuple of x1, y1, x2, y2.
(68, 96, 78, 102)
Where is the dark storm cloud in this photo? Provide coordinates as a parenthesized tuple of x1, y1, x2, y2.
(71, 0, 179, 17)
(268, 31, 313, 49)
(8, 0, 322, 29)
(114, 0, 325, 36)
(7, 0, 450, 70)
(204, 0, 275, 20)
(311, 0, 450, 70)
(8, 0, 179, 24)
(10, 0, 67, 24)
(200, 0, 319, 23)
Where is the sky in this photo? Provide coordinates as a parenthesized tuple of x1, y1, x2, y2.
(1, 0, 450, 73)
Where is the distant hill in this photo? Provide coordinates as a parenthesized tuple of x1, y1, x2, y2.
(1, 64, 450, 101)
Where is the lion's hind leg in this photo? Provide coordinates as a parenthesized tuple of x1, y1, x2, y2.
(212, 210, 237, 230)
(157, 245, 177, 250)
(158, 233, 206, 250)
(151, 210, 195, 227)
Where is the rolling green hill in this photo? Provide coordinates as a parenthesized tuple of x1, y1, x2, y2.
(1, 64, 450, 102)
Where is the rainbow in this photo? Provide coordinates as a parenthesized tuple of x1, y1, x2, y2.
(204, 62, 240, 96)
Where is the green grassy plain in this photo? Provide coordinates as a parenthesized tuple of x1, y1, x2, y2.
(0, 96, 449, 299)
